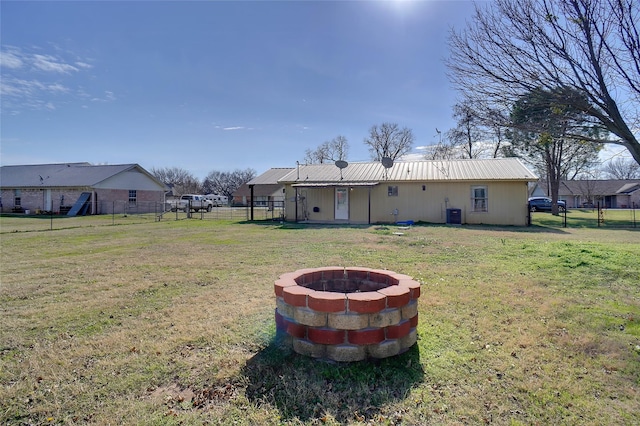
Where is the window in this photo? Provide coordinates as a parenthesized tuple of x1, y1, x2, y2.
(471, 186, 488, 212)
(388, 186, 398, 197)
(128, 190, 137, 206)
(14, 189, 21, 207)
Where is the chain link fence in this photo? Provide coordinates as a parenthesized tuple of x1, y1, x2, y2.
(0, 201, 285, 232)
(530, 203, 638, 229)
(158, 199, 285, 222)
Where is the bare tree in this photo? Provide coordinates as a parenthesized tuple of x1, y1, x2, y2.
(447, 0, 640, 165)
(150, 166, 200, 195)
(202, 168, 256, 201)
(448, 101, 487, 159)
(329, 135, 349, 162)
(304, 136, 349, 164)
(575, 178, 606, 208)
(603, 158, 640, 179)
(364, 123, 414, 161)
(510, 87, 602, 214)
(304, 146, 330, 165)
(483, 106, 510, 158)
(422, 140, 458, 160)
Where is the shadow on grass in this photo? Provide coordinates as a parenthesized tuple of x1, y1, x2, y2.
(241, 334, 425, 423)
(240, 219, 574, 234)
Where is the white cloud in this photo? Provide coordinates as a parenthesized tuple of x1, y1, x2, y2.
(90, 90, 117, 102)
(1, 77, 71, 99)
(33, 54, 79, 73)
(47, 83, 69, 93)
(0, 50, 23, 69)
(401, 152, 426, 161)
(0, 45, 106, 112)
(75, 61, 93, 69)
(223, 126, 245, 131)
(1, 77, 46, 97)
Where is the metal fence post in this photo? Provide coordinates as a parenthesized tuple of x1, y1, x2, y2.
(597, 202, 603, 227)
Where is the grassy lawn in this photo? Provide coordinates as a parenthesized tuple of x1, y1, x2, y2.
(1, 215, 638, 425)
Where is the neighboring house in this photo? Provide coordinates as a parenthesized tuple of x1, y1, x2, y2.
(234, 167, 293, 207)
(531, 179, 640, 208)
(278, 158, 538, 225)
(0, 163, 167, 215)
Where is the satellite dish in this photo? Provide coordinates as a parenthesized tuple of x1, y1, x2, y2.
(381, 157, 394, 168)
(335, 160, 348, 180)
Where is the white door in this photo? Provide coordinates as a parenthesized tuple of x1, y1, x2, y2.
(45, 189, 52, 211)
(335, 187, 348, 220)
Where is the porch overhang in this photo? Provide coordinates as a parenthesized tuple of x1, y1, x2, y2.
(291, 182, 379, 188)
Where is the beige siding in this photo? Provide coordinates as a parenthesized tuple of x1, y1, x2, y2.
(285, 181, 530, 226)
(302, 187, 334, 222)
(370, 181, 529, 225)
(284, 186, 334, 222)
(349, 187, 370, 223)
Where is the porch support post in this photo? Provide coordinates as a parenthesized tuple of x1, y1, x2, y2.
(249, 184, 254, 221)
(368, 186, 371, 224)
(295, 187, 299, 223)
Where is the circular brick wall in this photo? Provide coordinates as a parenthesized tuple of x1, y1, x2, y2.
(274, 267, 420, 362)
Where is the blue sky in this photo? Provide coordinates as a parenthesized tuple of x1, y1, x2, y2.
(1, 0, 480, 178)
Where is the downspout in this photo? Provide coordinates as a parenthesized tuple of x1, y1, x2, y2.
(368, 186, 371, 224)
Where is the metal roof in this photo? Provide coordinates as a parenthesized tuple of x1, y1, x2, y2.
(279, 158, 538, 184)
(234, 168, 294, 197)
(0, 163, 164, 188)
(556, 179, 640, 196)
(246, 168, 294, 185)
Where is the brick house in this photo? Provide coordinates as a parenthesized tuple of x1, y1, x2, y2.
(531, 179, 640, 208)
(0, 163, 167, 215)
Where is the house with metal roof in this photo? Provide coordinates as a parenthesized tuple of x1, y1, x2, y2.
(0, 163, 167, 215)
(233, 167, 293, 206)
(278, 158, 538, 225)
(532, 179, 640, 209)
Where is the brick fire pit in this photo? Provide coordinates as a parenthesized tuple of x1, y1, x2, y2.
(274, 267, 420, 362)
